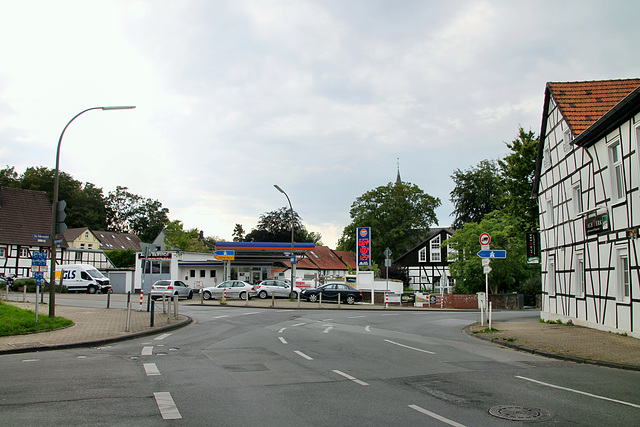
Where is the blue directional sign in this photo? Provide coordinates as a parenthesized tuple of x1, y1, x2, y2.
(477, 250, 507, 259)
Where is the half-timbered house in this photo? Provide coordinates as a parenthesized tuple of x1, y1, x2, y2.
(394, 227, 454, 293)
(533, 78, 640, 337)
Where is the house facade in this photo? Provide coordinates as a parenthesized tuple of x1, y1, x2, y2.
(533, 78, 640, 337)
(394, 228, 455, 293)
(0, 185, 66, 278)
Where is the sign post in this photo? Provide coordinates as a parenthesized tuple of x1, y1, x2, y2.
(31, 252, 47, 324)
(477, 233, 508, 324)
(356, 227, 371, 303)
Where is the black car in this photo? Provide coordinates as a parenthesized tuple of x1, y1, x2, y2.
(302, 283, 362, 305)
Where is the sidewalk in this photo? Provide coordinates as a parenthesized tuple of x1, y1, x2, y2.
(0, 301, 191, 354)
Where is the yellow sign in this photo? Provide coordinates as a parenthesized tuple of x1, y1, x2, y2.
(214, 254, 234, 261)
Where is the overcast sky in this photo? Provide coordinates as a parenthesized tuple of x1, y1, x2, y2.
(1, 0, 638, 248)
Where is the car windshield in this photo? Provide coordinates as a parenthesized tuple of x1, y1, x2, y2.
(155, 281, 170, 286)
(87, 268, 106, 279)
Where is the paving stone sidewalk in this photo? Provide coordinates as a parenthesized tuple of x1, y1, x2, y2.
(0, 301, 190, 354)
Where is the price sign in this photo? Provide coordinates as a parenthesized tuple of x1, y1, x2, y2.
(357, 227, 371, 267)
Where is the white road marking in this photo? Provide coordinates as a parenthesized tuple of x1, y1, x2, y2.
(381, 313, 399, 316)
(365, 325, 371, 332)
(323, 326, 334, 334)
(154, 392, 182, 420)
(77, 356, 87, 359)
(278, 337, 288, 344)
(154, 333, 171, 340)
(332, 369, 369, 386)
(408, 405, 466, 427)
(294, 350, 314, 360)
(348, 315, 366, 319)
(213, 315, 229, 319)
(322, 319, 333, 322)
(516, 376, 640, 409)
(278, 328, 286, 333)
(385, 339, 435, 354)
(144, 363, 161, 376)
(240, 311, 260, 316)
(22, 359, 39, 362)
(277, 310, 294, 312)
(141, 346, 154, 356)
(291, 322, 306, 327)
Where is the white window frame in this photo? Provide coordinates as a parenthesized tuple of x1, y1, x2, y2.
(574, 251, 585, 298)
(418, 247, 427, 263)
(617, 247, 630, 302)
(19, 248, 29, 257)
(608, 138, 625, 201)
(548, 255, 556, 297)
(572, 182, 583, 217)
(430, 235, 441, 262)
(544, 145, 551, 168)
(563, 129, 572, 152)
(545, 196, 554, 229)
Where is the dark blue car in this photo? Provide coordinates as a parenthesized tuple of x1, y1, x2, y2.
(302, 283, 362, 304)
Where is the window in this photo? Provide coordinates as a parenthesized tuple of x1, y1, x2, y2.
(430, 235, 441, 262)
(572, 183, 583, 217)
(545, 196, 554, 228)
(161, 261, 170, 274)
(0, 247, 5, 258)
(418, 247, 427, 263)
(608, 139, 625, 200)
(617, 248, 630, 302)
(574, 252, 585, 298)
(563, 129, 572, 152)
(210, 270, 216, 278)
(80, 243, 85, 249)
(548, 256, 556, 297)
(200, 270, 206, 278)
(88, 244, 93, 249)
(190, 270, 195, 278)
(19, 248, 29, 257)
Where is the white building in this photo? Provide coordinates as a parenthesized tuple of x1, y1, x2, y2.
(533, 78, 640, 337)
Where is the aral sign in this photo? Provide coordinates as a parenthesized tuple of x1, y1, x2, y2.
(357, 227, 371, 267)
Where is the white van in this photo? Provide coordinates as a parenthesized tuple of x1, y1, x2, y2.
(44, 264, 112, 294)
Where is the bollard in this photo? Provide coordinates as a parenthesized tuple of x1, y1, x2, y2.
(338, 292, 341, 308)
(297, 289, 301, 308)
(319, 291, 322, 308)
(174, 294, 179, 319)
(106, 288, 111, 308)
(147, 292, 151, 312)
(271, 290, 275, 307)
(23, 285, 26, 302)
(125, 302, 132, 332)
(200, 288, 204, 304)
(489, 302, 492, 329)
(139, 288, 144, 309)
(385, 292, 389, 309)
(223, 288, 227, 303)
(150, 297, 155, 327)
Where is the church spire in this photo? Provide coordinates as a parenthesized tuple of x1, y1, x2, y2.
(396, 157, 402, 184)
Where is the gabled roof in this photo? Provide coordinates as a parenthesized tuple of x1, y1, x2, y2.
(394, 227, 454, 264)
(63, 227, 90, 242)
(93, 230, 142, 250)
(331, 250, 357, 270)
(0, 185, 66, 247)
(533, 78, 640, 197)
(548, 79, 640, 137)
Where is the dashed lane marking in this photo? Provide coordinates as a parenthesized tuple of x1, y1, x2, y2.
(278, 337, 288, 344)
(385, 339, 435, 354)
(332, 369, 369, 386)
(294, 350, 313, 360)
(154, 333, 172, 341)
(408, 405, 466, 427)
(154, 392, 182, 420)
(144, 363, 161, 376)
(142, 346, 154, 356)
(291, 322, 306, 327)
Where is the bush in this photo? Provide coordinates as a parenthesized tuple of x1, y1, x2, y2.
(8, 279, 66, 293)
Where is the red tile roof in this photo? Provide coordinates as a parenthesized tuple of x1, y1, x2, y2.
(281, 245, 356, 271)
(548, 79, 640, 136)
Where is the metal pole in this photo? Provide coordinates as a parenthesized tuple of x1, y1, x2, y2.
(150, 297, 155, 327)
(274, 185, 296, 299)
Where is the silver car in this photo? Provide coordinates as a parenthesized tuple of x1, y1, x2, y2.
(202, 280, 256, 300)
(255, 280, 302, 299)
(150, 280, 194, 300)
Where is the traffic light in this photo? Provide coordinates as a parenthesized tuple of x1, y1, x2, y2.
(56, 200, 67, 234)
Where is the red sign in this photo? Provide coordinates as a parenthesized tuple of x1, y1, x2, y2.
(357, 227, 371, 267)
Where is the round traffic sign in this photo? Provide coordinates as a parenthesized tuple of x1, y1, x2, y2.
(479, 233, 491, 245)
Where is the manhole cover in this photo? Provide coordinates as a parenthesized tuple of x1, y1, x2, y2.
(489, 406, 552, 422)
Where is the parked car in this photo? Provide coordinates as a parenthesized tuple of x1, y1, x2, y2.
(150, 280, 194, 300)
(202, 280, 256, 300)
(255, 280, 302, 299)
(302, 283, 362, 305)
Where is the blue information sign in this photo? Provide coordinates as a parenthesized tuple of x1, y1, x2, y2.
(477, 250, 507, 259)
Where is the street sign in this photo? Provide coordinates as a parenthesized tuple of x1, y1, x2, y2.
(33, 233, 51, 240)
(479, 233, 491, 246)
(484, 266, 492, 274)
(477, 250, 507, 259)
(384, 247, 392, 258)
(214, 250, 235, 261)
(482, 258, 491, 267)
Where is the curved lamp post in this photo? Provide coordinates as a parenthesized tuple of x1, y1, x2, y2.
(49, 106, 136, 317)
(274, 184, 296, 299)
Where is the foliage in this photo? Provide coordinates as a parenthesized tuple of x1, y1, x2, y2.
(163, 220, 211, 252)
(244, 207, 321, 243)
(0, 301, 73, 336)
(232, 224, 245, 241)
(450, 159, 504, 230)
(498, 126, 540, 232)
(446, 210, 539, 294)
(336, 181, 440, 266)
(105, 186, 169, 242)
(104, 249, 137, 268)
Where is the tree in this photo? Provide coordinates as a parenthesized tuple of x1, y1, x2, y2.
(244, 207, 320, 243)
(450, 160, 504, 229)
(499, 126, 539, 232)
(163, 220, 210, 252)
(106, 186, 169, 242)
(336, 181, 440, 266)
(446, 210, 536, 295)
(104, 249, 136, 268)
(0, 166, 19, 187)
(232, 224, 245, 241)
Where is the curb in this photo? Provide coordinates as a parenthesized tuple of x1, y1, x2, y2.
(462, 325, 640, 372)
(0, 316, 193, 355)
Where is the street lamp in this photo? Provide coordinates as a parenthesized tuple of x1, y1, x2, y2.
(274, 184, 295, 299)
(48, 106, 136, 317)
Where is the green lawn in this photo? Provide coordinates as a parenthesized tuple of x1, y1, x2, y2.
(0, 301, 73, 336)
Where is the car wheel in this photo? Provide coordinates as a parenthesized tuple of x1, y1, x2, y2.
(188, 291, 193, 300)
(292, 291, 298, 299)
(308, 293, 319, 303)
(203, 291, 212, 300)
(346, 295, 356, 305)
(258, 290, 268, 299)
(87, 286, 97, 294)
(240, 291, 247, 300)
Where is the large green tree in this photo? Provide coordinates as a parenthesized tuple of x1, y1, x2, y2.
(105, 186, 169, 242)
(337, 181, 440, 266)
(243, 207, 322, 244)
(450, 159, 504, 230)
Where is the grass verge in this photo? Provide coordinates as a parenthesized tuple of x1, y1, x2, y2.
(0, 301, 73, 336)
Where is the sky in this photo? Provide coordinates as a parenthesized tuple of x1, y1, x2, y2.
(1, 0, 639, 248)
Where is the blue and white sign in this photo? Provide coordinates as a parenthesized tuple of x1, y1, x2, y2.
(477, 250, 507, 259)
(357, 227, 371, 267)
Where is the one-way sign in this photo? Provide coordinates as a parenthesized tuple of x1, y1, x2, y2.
(477, 250, 507, 259)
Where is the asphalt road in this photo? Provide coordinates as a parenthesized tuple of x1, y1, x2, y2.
(1, 300, 639, 426)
